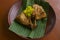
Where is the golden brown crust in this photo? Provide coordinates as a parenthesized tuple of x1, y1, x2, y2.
(33, 4, 47, 20)
(16, 4, 47, 29)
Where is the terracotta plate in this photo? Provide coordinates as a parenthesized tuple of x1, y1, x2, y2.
(8, 1, 56, 40)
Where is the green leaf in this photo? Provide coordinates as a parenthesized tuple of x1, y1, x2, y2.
(26, 0, 34, 6)
(29, 19, 47, 38)
(22, 0, 35, 10)
(9, 21, 31, 37)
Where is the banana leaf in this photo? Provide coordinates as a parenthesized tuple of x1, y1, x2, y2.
(9, 0, 49, 38)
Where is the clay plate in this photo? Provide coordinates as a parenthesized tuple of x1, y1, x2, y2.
(8, 1, 56, 40)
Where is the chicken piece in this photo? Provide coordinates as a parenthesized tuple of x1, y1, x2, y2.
(16, 12, 37, 29)
(29, 19, 37, 29)
(16, 4, 46, 29)
(30, 15, 37, 29)
(16, 12, 30, 26)
(32, 4, 47, 20)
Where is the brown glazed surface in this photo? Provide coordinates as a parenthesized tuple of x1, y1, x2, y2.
(0, 0, 60, 40)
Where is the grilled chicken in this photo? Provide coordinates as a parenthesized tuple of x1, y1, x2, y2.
(33, 4, 46, 20)
(16, 4, 47, 29)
